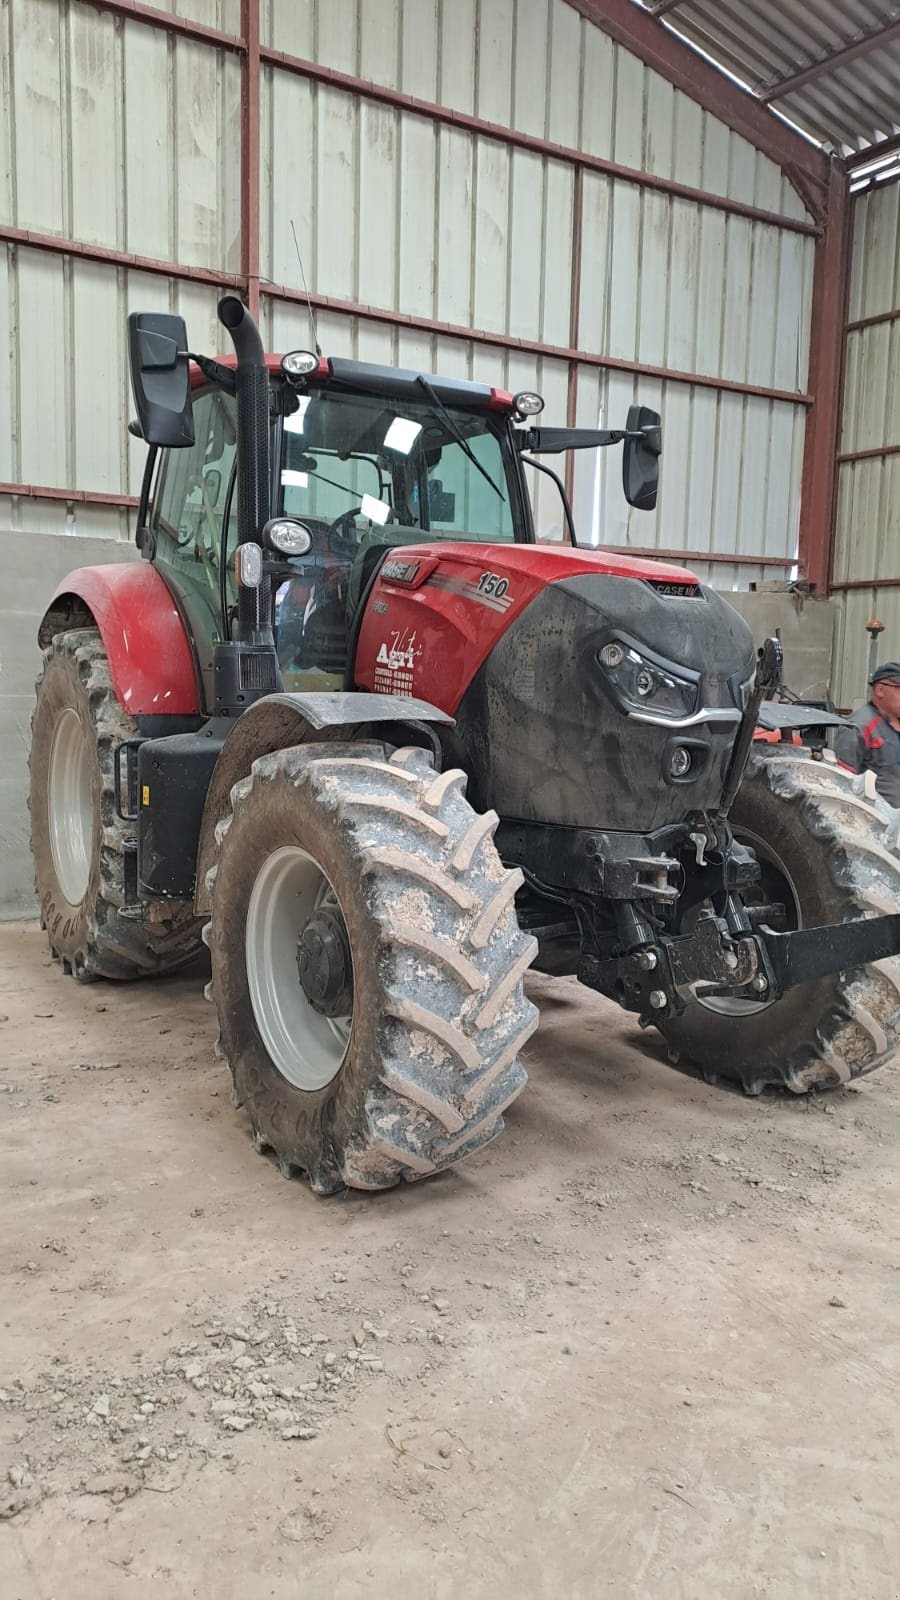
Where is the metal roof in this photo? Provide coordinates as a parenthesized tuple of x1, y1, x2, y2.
(633, 1, 900, 163)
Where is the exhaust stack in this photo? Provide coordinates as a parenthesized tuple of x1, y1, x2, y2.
(217, 295, 271, 645)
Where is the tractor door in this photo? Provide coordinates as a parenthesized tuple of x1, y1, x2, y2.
(273, 389, 521, 692)
(147, 387, 238, 709)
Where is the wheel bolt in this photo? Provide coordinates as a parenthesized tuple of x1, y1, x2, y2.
(649, 989, 668, 1011)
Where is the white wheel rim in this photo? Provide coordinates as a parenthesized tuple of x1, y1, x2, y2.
(245, 845, 352, 1091)
(48, 707, 94, 906)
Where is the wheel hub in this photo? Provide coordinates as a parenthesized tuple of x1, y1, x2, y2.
(48, 706, 93, 906)
(244, 845, 352, 1092)
(297, 907, 353, 1017)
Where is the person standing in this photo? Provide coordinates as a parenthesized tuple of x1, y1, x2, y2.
(835, 661, 900, 807)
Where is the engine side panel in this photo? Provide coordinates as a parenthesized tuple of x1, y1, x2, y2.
(354, 542, 700, 714)
(39, 564, 201, 716)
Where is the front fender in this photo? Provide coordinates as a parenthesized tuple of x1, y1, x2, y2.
(39, 564, 200, 716)
(194, 691, 452, 914)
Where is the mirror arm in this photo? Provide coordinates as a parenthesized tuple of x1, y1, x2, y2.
(135, 444, 158, 555)
(520, 456, 578, 545)
(186, 352, 237, 396)
(519, 427, 627, 454)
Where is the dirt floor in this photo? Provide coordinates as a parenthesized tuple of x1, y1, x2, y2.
(1, 919, 899, 1600)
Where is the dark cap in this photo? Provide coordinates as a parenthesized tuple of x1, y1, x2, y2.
(871, 660, 900, 685)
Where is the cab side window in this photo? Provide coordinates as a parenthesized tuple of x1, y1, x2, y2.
(152, 389, 237, 591)
(150, 389, 237, 670)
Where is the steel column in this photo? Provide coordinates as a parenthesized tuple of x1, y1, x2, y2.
(797, 166, 852, 592)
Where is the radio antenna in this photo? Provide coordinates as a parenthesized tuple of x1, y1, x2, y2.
(290, 220, 322, 357)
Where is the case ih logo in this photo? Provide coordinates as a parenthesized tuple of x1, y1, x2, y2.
(381, 559, 421, 584)
(647, 580, 701, 598)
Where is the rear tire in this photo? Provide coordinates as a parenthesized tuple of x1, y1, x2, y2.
(205, 743, 539, 1192)
(657, 754, 900, 1094)
(29, 628, 203, 980)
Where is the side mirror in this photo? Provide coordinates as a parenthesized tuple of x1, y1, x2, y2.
(127, 312, 194, 449)
(623, 405, 661, 511)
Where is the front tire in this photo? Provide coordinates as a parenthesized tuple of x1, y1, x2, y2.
(205, 743, 539, 1192)
(657, 754, 900, 1094)
(29, 628, 203, 980)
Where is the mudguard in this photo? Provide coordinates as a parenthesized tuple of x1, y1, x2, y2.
(193, 690, 452, 914)
(38, 564, 200, 716)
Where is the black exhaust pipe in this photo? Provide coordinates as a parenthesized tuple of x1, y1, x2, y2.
(211, 295, 280, 713)
(218, 295, 270, 643)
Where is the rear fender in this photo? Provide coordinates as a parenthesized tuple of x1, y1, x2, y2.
(194, 690, 452, 914)
(38, 564, 201, 716)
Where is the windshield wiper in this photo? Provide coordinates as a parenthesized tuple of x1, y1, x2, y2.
(414, 375, 504, 501)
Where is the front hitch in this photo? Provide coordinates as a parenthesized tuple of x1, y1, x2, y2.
(581, 909, 900, 1025)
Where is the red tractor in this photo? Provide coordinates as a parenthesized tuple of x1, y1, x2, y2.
(30, 298, 900, 1193)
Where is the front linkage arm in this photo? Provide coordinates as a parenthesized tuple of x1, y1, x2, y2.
(581, 911, 900, 1026)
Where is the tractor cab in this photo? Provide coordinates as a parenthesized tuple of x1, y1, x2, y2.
(137, 336, 660, 711)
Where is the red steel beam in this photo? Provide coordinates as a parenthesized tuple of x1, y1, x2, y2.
(80, 0, 244, 52)
(845, 131, 900, 172)
(836, 441, 900, 465)
(797, 167, 852, 592)
(759, 20, 900, 104)
(561, 0, 830, 213)
(0, 482, 138, 509)
(0, 224, 244, 289)
(0, 221, 811, 407)
(241, 0, 261, 318)
(846, 306, 900, 334)
(259, 45, 818, 236)
(830, 576, 900, 591)
(602, 545, 795, 568)
(262, 280, 812, 407)
(0, 478, 787, 567)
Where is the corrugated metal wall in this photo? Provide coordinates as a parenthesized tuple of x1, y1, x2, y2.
(258, 0, 815, 577)
(0, 0, 817, 911)
(832, 182, 900, 707)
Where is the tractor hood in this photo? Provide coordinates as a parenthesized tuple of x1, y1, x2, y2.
(355, 543, 757, 833)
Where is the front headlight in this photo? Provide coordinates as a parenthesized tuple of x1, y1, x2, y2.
(597, 640, 699, 720)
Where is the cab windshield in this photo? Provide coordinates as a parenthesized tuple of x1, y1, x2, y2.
(273, 387, 518, 691)
(278, 387, 517, 545)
